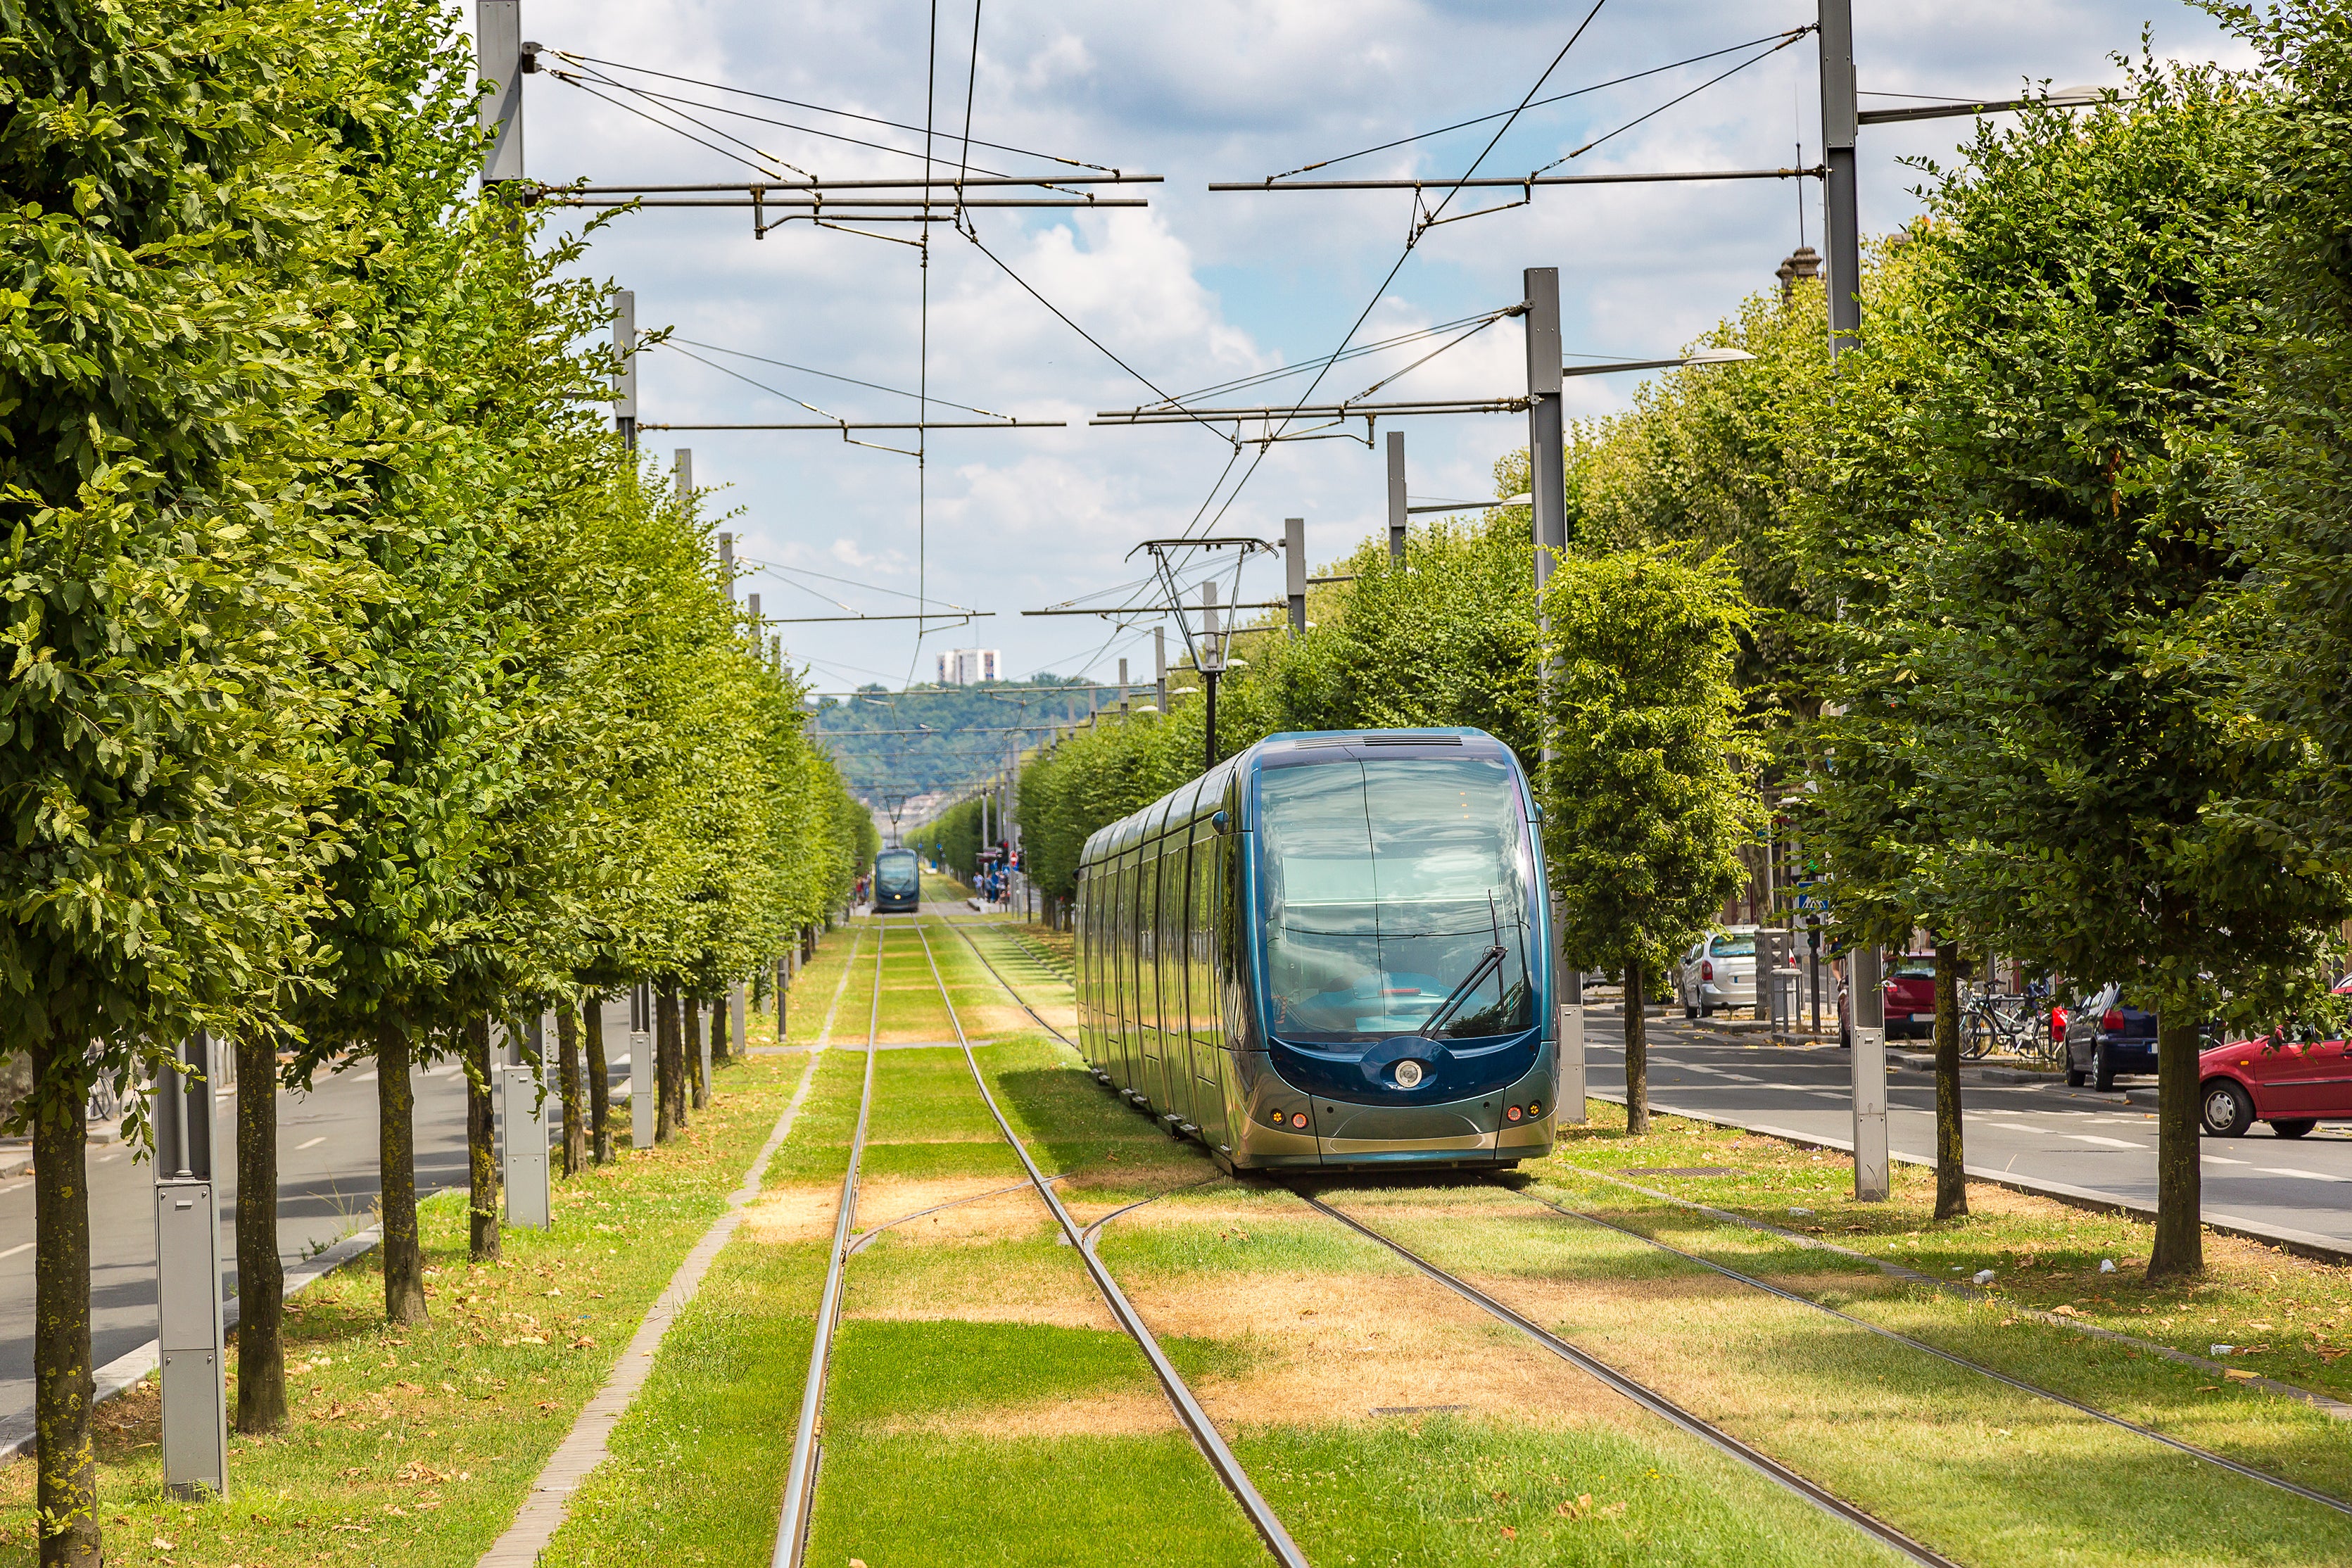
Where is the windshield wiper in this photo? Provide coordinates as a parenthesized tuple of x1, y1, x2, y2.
(1418, 895, 1507, 1040)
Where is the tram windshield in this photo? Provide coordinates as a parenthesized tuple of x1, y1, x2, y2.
(1256, 754, 1536, 1042)
(875, 851, 919, 897)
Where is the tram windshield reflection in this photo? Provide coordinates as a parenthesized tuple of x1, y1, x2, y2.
(1257, 754, 1535, 1042)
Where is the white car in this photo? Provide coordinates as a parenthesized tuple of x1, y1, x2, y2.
(1676, 927, 1759, 1018)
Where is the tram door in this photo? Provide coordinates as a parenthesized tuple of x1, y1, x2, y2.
(1115, 848, 1139, 1092)
(1158, 833, 1194, 1127)
(1188, 812, 1227, 1150)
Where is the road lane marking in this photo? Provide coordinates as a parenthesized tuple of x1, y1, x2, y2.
(2259, 1167, 2351, 1182)
(2063, 1135, 2145, 1149)
(297, 1136, 327, 1151)
(0, 1242, 28, 1260)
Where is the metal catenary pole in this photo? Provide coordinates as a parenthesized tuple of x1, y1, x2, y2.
(1201, 581, 1222, 772)
(502, 1013, 552, 1229)
(1818, 0, 1885, 1199)
(1284, 517, 1308, 635)
(612, 289, 638, 452)
(1153, 625, 1167, 714)
(1524, 267, 1567, 769)
(1386, 431, 1408, 565)
(476, 0, 530, 189)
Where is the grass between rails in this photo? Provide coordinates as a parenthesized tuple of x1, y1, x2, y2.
(808, 916, 1270, 1567)
(0, 1054, 809, 1568)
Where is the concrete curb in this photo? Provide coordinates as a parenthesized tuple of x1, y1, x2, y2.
(0, 1222, 386, 1467)
(1553, 1154, 2352, 1422)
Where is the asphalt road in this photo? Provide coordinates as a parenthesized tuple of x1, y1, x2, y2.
(0, 998, 643, 1429)
(1583, 1010, 2352, 1254)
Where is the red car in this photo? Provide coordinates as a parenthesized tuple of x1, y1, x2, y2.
(2200, 1027, 2352, 1138)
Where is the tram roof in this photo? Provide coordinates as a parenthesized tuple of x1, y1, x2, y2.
(1077, 726, 1515, 866)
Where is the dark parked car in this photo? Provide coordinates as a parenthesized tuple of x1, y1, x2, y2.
(2063, 983, 2158, 1090)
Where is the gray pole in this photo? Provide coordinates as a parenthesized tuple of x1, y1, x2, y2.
(678, 449, 695, 507)
(1817, 0, 1885, 1196)
(1386, 431, 1408, 565)
(476, 1, 527, 187)
(155, 1031, 227, 1500)
(1153, 625, 1166, 714)
(613, 289, 638, 453)
(1524, 267, 1566, 767)
(1201, 581, 1222, 772)
(1118, 657, 1128, 707)
(1284, 517, 1307, 635)
(1818, 0, 1861, 351)
(747, 591, 760, 628)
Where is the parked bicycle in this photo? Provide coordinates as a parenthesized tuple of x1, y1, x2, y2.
(1959, 987, 2055, 1061)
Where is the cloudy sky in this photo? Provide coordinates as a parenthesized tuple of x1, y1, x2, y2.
(502, 0, 2246, 704)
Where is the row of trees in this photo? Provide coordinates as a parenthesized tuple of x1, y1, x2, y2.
(992, 3, 2352, 1291)
(1, 1, 866, 1559)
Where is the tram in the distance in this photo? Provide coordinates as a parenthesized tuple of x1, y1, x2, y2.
(1074, 728, 1557, 1172)
(873, 847, 921, 914)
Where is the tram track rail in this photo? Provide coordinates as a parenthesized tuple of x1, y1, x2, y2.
(912, 919, 1312, 1568)
(772, 920, 886, 1568)
(1292, 1188, 1964, 1568)
(1498, 1181, 2352, 1517)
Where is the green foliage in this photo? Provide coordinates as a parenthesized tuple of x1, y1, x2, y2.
(1800, 58, 2348, 1023)
(2207, 0, 2352, 856)
(0, 0, 408, 1107)
(1538, 548, 1759, 975)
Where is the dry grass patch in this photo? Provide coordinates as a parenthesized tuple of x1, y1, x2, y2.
(845, 1245, 1117, 1332)
(875, 1387, 1178, 1439)
(1125, 1269, 1633, 1430)
(856, 1182, 1054, 1248)
(740, 1183, 843, 1244)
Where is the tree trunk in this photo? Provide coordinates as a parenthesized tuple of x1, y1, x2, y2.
(1933, 940, 1968, 1221)
(688, 996, 708, 1112)
(465, 1014, 498, 1262)
(376, 1010, 429, 1324)
(585, 997, 612, 1165)
(1624, 959, 1650, 1135)
(31, 1038, 99, 1567)
(713, 991, 732, 1066)
(234, 1030, 287, 1434)
(2149, 1006, 2205, 1280)
(557, 1002, 586, 1178)
(655, 986, 678, 1143)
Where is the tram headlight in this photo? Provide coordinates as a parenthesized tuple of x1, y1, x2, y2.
(1529, 1100, 1543, 1117)
(1289, 1111, 1309, 1130)
(1506, 1104, 1524, 1123)
(1393, 1059, 1425, 1089)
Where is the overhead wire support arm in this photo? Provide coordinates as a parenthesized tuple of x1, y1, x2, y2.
(1208, 166, 1823, 193)
(641, 420, 1066, 431)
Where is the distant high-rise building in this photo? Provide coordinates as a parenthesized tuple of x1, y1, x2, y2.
(937, 648, 1000, 686)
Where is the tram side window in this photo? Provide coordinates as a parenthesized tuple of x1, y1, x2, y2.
(1190, 822, 1220, 1047)
(1158, 837, 1187, 1043)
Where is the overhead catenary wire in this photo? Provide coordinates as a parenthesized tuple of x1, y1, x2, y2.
(1261, 25, 1816, 182)
(549, 50, 1117, 172)
(1163, 0, 1612, 551)
(1529, 27, 1813, 175)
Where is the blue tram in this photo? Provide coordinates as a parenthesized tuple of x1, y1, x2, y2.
(873, 848, 921, 914)
(1075, 728, 1557, 1171)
